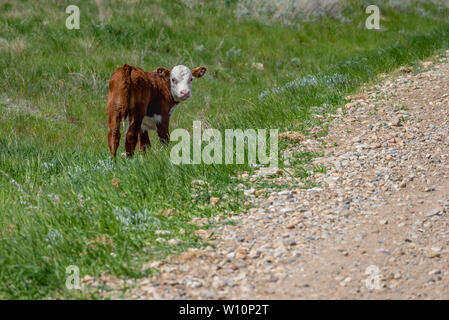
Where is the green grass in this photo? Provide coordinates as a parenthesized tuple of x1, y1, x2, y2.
(0, 0, 448, 298)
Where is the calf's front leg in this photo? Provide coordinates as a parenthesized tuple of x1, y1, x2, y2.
(156, 115, 170, 146)
(138, 130, 151, 152)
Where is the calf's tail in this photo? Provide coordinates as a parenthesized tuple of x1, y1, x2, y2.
(122, 64, 132, 122)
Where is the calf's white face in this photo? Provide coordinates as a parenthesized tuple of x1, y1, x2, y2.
(170, 65, 193, 102)
(143, 65, 207, 133)
(158, 65, 207, 102)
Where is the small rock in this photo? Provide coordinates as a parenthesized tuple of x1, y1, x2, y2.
(288, 240, 297, 246)
(185, 278, 203, 289)
(428, 269, 441, 276)
(236, 248, 248, 256)
(167, 239, 182, 245)
(155, 230, 171, 235)
(339, 277, 352, 287)
(191, 179, 209, 187)
(389, 117, 401, 127)
(189, 217, 209, 227)
(429, 247, 442, 258)
(400, 66, 413, 73)
(244, 188, 255, 196)
(210, 197, 220, 205)
(195, 229, 211, 239)
(251, 62, 264, 71)
(426, 209, 440, 217)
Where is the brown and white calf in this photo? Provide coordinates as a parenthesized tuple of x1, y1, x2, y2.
(106, 64, 207, 158)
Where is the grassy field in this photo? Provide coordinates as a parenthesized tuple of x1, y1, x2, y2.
(0, 0, 448, 298)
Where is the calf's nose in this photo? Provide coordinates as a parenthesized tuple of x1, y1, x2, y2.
(180, 89, 190, 97)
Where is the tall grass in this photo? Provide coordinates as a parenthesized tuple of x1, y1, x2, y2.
(235, 0, 346, 24)
(0, 0, 448, 298)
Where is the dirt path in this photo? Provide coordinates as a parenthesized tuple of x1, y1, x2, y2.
(89, 52, 449, 299)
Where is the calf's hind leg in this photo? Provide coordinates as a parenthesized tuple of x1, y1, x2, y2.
(125, 115, 143, 157)
(107, 111, 121, 158)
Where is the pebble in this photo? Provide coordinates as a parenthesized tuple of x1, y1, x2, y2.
(426, 209, 440, 217)
(210, 197, 220, 205)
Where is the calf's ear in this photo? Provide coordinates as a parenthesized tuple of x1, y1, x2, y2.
(157, 67, 170, 78)
(191, 66, 207, 78)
